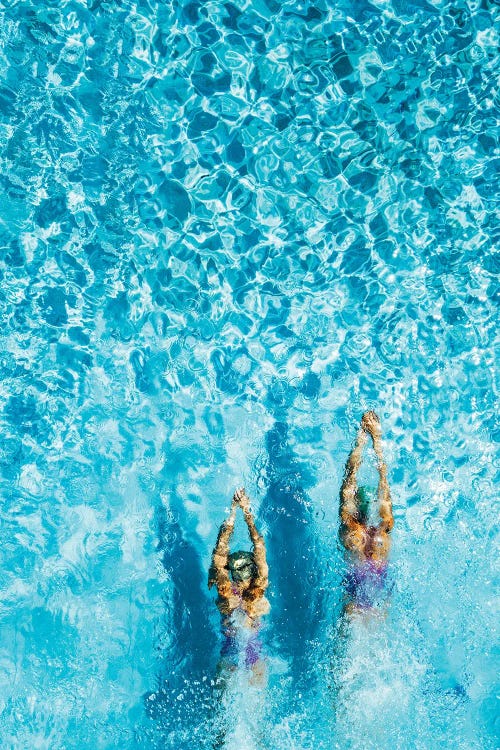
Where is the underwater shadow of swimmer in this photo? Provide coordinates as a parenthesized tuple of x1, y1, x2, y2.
(145, 489, 218, 738)
(259, 418, 325, 680)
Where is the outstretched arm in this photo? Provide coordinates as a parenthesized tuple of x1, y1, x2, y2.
(362, 411, 394, 533)
(374, 435, 393, 533)
(234, 488, 268, 591)
(208, 501, 236, 597)
(339, 427, 367, 531)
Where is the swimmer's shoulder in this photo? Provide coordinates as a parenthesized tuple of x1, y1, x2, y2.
(246, 594, 270, 618)
(216, 592, 241, 615)
(340, 523, 366, 553)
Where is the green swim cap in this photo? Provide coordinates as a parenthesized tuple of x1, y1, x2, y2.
(356, 486, 376, 522)
(228, 551, 255, 583)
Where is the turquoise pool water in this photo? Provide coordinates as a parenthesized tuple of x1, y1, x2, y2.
(0, 1, 498, 748)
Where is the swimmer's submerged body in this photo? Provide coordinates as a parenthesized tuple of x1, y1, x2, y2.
(209, 488, 270, 685)
(339, 411, 394, 616)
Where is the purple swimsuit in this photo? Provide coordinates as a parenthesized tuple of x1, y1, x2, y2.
(221, 622, 262, 668)
(220, 588, 263, 668)
(344, 559, 391, 609)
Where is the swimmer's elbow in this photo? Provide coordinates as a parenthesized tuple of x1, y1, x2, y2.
(383, 516, 394, 533)
(255, 571, 268, 590)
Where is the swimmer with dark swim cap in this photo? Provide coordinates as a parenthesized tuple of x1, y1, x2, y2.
(339, 411, 394, 615)
(209, 488, 269, 683)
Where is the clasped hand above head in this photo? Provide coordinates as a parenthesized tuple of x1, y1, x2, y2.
(232, 487, 251, 513)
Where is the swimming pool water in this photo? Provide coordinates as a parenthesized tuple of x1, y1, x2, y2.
(0, 0, 498, 748)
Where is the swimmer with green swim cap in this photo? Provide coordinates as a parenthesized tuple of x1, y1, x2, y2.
(209, 488, 270, 685)
(339, 411, 394, 615)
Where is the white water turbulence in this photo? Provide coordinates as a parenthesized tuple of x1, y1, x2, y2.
(214, 670, 269, 750)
